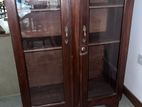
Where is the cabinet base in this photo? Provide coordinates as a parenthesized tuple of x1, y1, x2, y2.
(106, 101, 119, 107)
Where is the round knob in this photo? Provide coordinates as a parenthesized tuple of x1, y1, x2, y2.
(80, 46, 88, 56)
(81, 46, 87, 52)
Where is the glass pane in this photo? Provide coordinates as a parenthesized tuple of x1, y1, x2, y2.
(88, 44, 119, 98)
(16, 0, 64, 106)
(16, 0, 61, 50)
(89, 4, 123, 44)
(25, 50, 64, 105)
(88, 0, 124, 99)
(90, 0, 124, 6)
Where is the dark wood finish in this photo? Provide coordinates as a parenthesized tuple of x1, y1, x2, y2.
(6, 0, 73, 107)
(20, 11, 61, 38)
(124, 86, 142, 107)
(89, 4, 123, 9)
(88, 95, 118, 107)
(30, 8, 60, 12)
(31, 103, 65, 107)
(24, 47, 62, 53)
(6, 0, 135, 107)
(5, 0, 31, 106)
(30, 84, 64, 106)
(88, 40, 120, 46)
(60, 0, 73, 106)
(71, 0, 81, 107)
(106, 102, 119, 107)
(25, 50, 63, 87)
(88, 77, 115, 98)
(79, 0, 89, 106)
(80, 0, 135, 107)
(117, 0, 135, 98)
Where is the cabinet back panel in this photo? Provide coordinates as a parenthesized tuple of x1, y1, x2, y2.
(25, 50, 63, 87)
(88, 43, 120, 98)
(20, 11, 61, 38)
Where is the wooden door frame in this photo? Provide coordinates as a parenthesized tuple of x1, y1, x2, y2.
(116, 0, 135, 98)
(79, 0, 89, 106)
(79, 0, 135, 106)
(5, 0, 73, 107)
(71, 0, 82, 107)
(5, 0, 31, 106)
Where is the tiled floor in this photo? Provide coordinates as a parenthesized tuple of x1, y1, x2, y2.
(0, 95, 22, 107)
(0, 95, 134, 107)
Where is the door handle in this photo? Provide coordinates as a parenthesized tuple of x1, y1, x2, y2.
(80, 46, 88, 56)
(83, 25, 87, 37)
(65, 26, 69, 45)
(82, 25, 87, 43)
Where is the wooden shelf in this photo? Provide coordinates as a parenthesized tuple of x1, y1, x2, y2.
(30, 84, 64, 106)
(21, 30, 61, 38)
(18, 8, 60, 13)
(31, 8, 60, 12)
(24, 47, 62, 53)
(88, 32, 120, 46)
(23, 36, 62, 51)
(20, 10, 61, 38)
(88, 77, 115, 98)
(88, 40, 120, 47)
(89, 4, 124, 9)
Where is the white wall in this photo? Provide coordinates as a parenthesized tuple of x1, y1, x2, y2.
(124, 0, 142, 103)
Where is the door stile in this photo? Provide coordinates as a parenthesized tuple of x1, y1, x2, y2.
(79, 0, 89, 107)
(116, 0, 135, 98)
(5, 0, 31, 106)
(71, 0, 81, 107)
(60, 0, 73, 106)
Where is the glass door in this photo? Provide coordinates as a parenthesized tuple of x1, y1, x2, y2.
(88, 0, 124, 98)
(80, 0, 125, 106)
(15, 0, 72, 106)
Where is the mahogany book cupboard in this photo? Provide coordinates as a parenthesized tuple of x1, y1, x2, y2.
(5, 0, 134, 107)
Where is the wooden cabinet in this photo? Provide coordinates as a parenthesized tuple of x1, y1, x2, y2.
(5, 0, 134, 107)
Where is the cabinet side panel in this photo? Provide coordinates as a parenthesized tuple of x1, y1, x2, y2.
(5, 0, 31, 106)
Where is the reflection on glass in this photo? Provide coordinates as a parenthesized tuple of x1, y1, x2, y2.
(25, 50, 64, 106)
(16, 0, 65, 106)
(16, 0, 60, 10)
(88, 44, 119, 98)
(16, 0, 62, 50)
(90, 0, 124, 6)
(88, 0, 125, 99)
(89, 8, 123, 44)
(23, 36, 62, 50)
(20, 11, 61, 38)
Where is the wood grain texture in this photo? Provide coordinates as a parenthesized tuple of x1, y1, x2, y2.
(117, 0, 135, 98)
(6, 0, 73, 107)
(20, 11, 61, 38)
(90, 9, 108, 32)
(89, 46, 104, 79)
(6, 0, 135, 106)
(30, 84, 64, 106)
(25, 50, 63, 87)
(5, 0, 31, 106)
(80, 0, 135, 107)
(71, 0, 81, 107)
